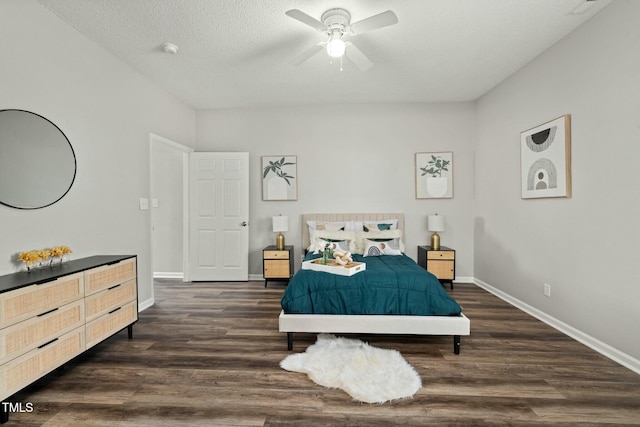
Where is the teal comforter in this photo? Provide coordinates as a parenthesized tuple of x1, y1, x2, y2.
(281, 254, 461, 316)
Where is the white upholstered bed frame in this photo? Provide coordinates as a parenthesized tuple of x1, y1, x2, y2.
(278, 213, 470, 354)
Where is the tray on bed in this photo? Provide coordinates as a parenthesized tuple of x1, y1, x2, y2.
(301, 259, 366, 276)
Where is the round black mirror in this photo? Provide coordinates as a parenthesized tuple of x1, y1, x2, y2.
(0, 109, 76, 209)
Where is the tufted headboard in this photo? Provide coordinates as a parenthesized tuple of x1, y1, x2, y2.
(301, 213, 405, 250)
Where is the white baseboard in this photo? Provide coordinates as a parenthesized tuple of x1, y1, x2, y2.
(154, 272, 265, 282)
(473, 278, 640, 376)
(153, 272, 184, 279)
(138, 297, 154, 312)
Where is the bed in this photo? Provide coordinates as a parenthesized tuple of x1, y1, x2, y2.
(278, 213, 470, 354)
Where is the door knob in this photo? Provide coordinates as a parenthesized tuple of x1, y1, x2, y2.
(241, 221, 248, 227)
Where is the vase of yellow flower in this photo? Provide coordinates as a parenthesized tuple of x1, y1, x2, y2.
(61, 245, 72, 263)
(37, 249, 52, 267)
(18, 251, 41, 271)
(18, 246, 73, 271)
(51, 245, 73, 264)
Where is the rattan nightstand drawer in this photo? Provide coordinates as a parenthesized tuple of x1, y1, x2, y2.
(426, 250, 455, 260)
(264, 250, 290, 260)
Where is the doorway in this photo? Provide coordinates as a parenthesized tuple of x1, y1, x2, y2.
(149, 133, 193, 283)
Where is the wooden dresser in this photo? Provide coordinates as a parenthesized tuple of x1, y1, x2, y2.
(0, 255, 137, 423)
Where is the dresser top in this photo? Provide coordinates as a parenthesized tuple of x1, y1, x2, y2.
(0, 255, 136, 294)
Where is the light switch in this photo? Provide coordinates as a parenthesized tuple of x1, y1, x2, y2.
(139, 198, 149, 210)
(152, 198, 159, 208)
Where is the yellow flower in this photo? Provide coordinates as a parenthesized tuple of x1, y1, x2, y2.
(18, 251, 40, 265)
(50, 247, 63, 257)
(51, 246, 72, 257)
(18, 246, 72, 268)
(37, 249, 52, 260)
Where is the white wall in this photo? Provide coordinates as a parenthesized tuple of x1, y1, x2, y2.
(196, 103, 475, 277)
(0, 0, 196, 306)
(6, 0, 634, 373)
(474, 0, 640, 363)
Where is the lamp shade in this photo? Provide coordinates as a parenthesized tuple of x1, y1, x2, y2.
(272, 215, 289, 233)
(428, 214, 445, 232)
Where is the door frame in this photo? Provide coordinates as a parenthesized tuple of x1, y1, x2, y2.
(149, 133, 194, 289)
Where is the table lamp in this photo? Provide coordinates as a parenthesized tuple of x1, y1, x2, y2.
(272, 215, 288, 250)
(428, 214, 445, 250)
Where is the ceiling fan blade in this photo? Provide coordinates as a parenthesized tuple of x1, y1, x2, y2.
(285, 9, 327, 31)
(350, 10, 398, 35)
(290, 43, 324, 66)
(345, 43, 373, 72)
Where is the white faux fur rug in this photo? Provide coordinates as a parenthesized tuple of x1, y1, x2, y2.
(280, 334, 422, 403)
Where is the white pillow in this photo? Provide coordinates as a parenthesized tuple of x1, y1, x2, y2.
(344, 220, 363, 231)
(310, 229, 357, 254)
(352, 229, 404, 254)
(307, 220, 366, 251)
(363, 238, 402, 257)
(307, 220, 346, 232)
(306, 221, 349, 248)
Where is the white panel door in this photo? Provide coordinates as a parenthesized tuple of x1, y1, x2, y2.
(188, 152, 249, 281)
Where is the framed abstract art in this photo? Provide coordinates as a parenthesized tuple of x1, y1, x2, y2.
(520, 115, 571, 199)
(262, 155, 297, 201)
(415, 152, 453, 199)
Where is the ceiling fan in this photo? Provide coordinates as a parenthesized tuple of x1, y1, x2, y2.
(285, 8, 398, 71)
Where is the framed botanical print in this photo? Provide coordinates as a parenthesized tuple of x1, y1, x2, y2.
(415, 152, 453, 199)
(521, 115, 571, 199)
(262, 155, 297, 201)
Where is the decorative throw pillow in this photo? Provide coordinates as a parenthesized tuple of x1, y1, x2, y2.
(310, 230, 357, 253)
(363, 219, 398, 232)
(352, 229, 404, 254)
(315, 238, 350, 254)
(364, 223, 390, 232)
(363, 238, 402, 257)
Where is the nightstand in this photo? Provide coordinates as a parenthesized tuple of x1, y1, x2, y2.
(417, 245, 455, 289)
(263, 245, 294, 287)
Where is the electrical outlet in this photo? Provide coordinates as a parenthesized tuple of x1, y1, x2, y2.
(543, 283, 551, 297)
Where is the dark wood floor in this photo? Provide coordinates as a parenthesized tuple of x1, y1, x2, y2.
(10, 280, 640, 426)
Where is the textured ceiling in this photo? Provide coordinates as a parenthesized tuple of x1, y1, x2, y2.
(36, 0, 611, 109)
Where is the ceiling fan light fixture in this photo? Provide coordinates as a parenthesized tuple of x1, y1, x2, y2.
(326, 33, 346, 58)
(286, 7, 397, 71)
